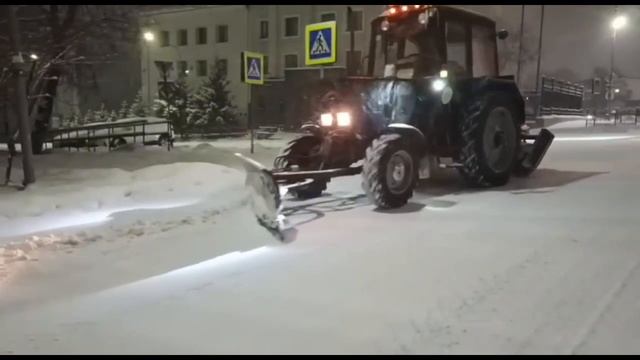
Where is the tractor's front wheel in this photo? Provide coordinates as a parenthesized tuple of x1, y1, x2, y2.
(362, 133, 417, 209)
(457, 93, 519, 187)
(274, 133, 327, 199)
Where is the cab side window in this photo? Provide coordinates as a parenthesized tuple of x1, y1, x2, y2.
(472, 24, 497, 77)
(445, 20, 469, 78)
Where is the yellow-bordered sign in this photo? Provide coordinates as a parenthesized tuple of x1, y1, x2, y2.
(305, 21, 337, 66)
(241, 51, 264, 85)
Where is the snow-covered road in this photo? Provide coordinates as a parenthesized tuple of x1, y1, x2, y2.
(2, 129, 640, 354)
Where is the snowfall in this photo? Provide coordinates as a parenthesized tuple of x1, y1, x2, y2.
(2, 118, 640, 354)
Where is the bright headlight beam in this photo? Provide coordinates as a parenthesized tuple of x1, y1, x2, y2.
(336, 112, 351, 127)
(320, 113, 333, 126)
(432, 79, 446, 92)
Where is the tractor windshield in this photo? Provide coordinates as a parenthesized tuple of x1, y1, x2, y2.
(367, 12, 443, 78)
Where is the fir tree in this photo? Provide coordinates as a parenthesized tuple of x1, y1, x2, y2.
(118, 100, 130, 119)
(95, 103, 108, 122)
(154, 78, 191, 136)
(187, 58, 240, 131)
(129, 91, 148, 117)
(83, 109, 95, 124)
(109, 110, 118, 122)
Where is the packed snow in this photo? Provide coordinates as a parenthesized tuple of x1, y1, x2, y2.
(3, 128, 640, 354)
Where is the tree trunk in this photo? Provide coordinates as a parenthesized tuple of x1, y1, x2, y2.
(6, 5, 36, 185)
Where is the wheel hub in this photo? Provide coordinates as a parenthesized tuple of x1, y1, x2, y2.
(386, 150, 413, 195)
(483, 108, 516, 173)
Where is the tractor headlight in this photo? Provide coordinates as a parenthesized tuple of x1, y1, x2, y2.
(320, 113, 333, 126)
(336, 112, 351, 127)
(432, 79, 446, 92)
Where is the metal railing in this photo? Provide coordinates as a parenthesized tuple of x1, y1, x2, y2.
(46, 119, 174, 152)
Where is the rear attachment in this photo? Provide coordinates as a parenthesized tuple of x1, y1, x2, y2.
(516, 128, 555, 176)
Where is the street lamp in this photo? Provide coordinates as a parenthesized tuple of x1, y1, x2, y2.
(611, 15, 627, 31)
(143, 31, 155, 106)
(29, 53, 38, 61)
(608, 12, 627, 119)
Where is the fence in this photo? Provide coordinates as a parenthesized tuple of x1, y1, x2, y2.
(524, 77, 585, 119)
(46, 119, 173, 152)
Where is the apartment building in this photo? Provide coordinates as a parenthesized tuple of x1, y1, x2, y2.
(138, 5, 385, 125)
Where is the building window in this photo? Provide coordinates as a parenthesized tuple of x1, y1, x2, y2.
(263, 55, 269, 75)
(284, 53, 298, 69)
(178, 61, 188, 76)
(196, 27, 207, 45)
(217, 25, 228, 43)
(177, 29, 188, 46)
(346, 10, 363, 32)
(346, 50, 362, 75)
(284, 16, 299, 37)
(196, 60, 207, 77)
(160, 31, 170, 47)
(217, 58, 228, 76)
(320, 12, 336, 22)
(259, 20, 269, 39)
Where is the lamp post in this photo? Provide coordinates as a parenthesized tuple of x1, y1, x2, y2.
(609, 12, 626, 119)
(143, 31, 155, 106)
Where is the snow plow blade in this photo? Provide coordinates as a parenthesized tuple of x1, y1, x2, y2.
(235, 153, 363, 241)
(235, 153, 289, 241)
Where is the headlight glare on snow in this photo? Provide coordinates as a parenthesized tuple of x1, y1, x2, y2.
(320, 113, 333, 127)
(336, 112, 351, 127)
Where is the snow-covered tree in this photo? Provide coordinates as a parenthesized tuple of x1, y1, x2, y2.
(187, 58, 240, 132)
(129, 91, 148, 117)
(108, 110, 118, 122)
(83, 109, 95, 124)
(70, 112, 82, 127)
(95, 103, 108, 122)
(118, 100, 130, 119)
(154, 79, 191, 137)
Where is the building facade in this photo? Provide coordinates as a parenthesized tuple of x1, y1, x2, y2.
(138, 5, 525, 127)
(138, 5, 385, 126)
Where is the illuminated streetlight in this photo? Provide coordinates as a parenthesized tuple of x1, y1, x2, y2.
(142, 30, 155, 106)
(611, 15, 627, 30)
(607, 10, 628, 120)
(143, 31, 155, 42)
(29, 53, 38, 60)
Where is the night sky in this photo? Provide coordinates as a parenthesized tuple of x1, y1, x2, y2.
(466, 5, 640, 95)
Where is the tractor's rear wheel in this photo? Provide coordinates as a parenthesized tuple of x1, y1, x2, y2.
(458, 93, 519, 187)
(274, 133, 327, 199)
(362, 133, 417, 209)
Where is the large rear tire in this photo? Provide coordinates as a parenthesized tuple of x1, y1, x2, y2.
(274, 133, 327, 199)
(457, 93, 520, 187)
(362, 133, 417, 209)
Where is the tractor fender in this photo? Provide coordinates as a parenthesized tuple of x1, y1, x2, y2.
(465, 77, 525, 125)
(382, 123, 427, 157)
(300, 123, 323, 138)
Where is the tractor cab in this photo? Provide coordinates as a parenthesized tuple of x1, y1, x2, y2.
(366, 5, 504, 81)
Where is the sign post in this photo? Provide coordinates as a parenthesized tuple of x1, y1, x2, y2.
(305, 21, 337, 79)
(241, 51, 264, 154)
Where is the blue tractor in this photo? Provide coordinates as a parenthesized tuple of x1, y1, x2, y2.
(237, 5, 555, 236)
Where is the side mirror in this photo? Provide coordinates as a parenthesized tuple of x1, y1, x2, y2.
(497, 29, 509, 40)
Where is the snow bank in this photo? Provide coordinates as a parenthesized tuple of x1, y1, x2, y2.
(0, 162, 242, 239)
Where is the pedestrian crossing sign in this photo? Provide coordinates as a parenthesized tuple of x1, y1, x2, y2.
(305, 21, 337, 66)
(241, 51, 264, 85)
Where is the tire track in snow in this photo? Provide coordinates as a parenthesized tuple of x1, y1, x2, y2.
(395, 250, 544, 353)
(568, 259, 640, 354)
